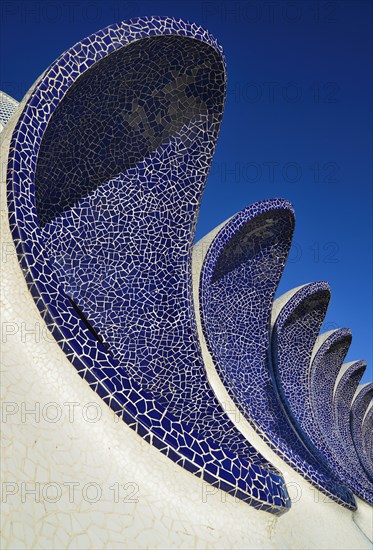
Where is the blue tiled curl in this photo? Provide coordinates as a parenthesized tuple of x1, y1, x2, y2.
(271, 282, 330, 432)
(6, 16, 290, 514)
(333, 361, 371, 484)
(361, 404, 372, 482)
(351, 384, 373, 484)
(199, 200, 355, 509)
(309, 332, 372, 503)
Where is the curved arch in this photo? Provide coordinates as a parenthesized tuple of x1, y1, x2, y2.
(272, 289, 372, 504)
(310, 329, 352, 443)
(198, 200, 355, 509)
(271, 281, 330, 432)
(333, 361, 366, 452)
(307, 331, 373, 503)
(351, 383, 373, 482)
(271, 285, 373, 503)
(361, 403, 373, 481)
(6, 17, 291, 513)
(330, 361, 373, 501)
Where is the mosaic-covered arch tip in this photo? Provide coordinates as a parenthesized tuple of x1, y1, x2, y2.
(196, 204, 355, 509)
(5, 15, 370, 515)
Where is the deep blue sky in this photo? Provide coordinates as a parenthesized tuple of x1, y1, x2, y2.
(1, 0, 371, 382)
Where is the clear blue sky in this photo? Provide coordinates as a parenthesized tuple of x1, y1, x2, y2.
(1, 0, 371, 383)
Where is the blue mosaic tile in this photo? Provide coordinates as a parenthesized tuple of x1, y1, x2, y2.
(199, 201, 355, 509)
(333, 361, 367, 471)
(6, 16, 291, 514)
(271, 282, 330, 432)
(351, 383, 373, 484)
(273, 322, 373, 502)
(6, 14, 371, 514)
(271, 287, 372, 503)
(306, 331, 371, 503)
(361, 404, 372, 482)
